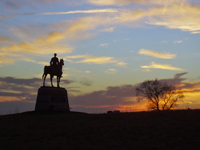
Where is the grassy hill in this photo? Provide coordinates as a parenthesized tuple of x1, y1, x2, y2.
(1, 110, 200, 150)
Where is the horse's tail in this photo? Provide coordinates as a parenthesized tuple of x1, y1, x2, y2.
(42, 66, 47, 79)
(42, 73, 44, 79)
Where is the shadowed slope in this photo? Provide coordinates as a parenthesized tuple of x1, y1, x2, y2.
(1, 110, 200, 150)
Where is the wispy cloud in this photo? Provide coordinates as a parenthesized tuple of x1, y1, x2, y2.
(86, 1, 200, 34)
(87, 0, 186, 6)
(116, 61, 127, 66)
(0, 53, 14, 64)
(66, 55, 87, 59)
(146, 3, 200, 34)
(141, 61, 183, 71)
(85, 71, 91, 73)
(1, 0, 199, 65)
(0, 29, 73, 64)
(0, 14, 116, 62)
(99, 43, 109, 47)
(0, 9, 118, 18)
(174, 40, 183, 43)
(2, 0, 64, 10)
(19, 58, 36, 63)
(139, 49, 176, 59)
(142, 68, 151, 72)
(101, 27, 115, 32)
(19, 58, 50, 66)
(38, 9, 118, 15)
(161, 41, 168, 43)
(3, 0, 200, 35)
(37, 61, 49, 66)
(0, 40, 73, 57)
(66, 54, 127, 66)
(90, 2, 200, 34)
(76, 56, 119, 64)
(106, 69, 117, 74)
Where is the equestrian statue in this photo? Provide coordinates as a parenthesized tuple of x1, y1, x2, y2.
(42, 53, 64, 87)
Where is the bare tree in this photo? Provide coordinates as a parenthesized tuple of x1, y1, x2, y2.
(136, 79, 184, 111)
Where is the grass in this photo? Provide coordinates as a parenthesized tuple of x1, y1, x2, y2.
(1, 110, 200, 150)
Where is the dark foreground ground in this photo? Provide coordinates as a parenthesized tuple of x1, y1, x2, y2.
(1, 110, 200, 150)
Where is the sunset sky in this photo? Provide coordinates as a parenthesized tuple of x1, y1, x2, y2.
(0, 0, 200, 114)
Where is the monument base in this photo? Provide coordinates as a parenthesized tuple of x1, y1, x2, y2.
(35, 86, 70, 111)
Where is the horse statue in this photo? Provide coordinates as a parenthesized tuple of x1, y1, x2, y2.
(42, 58, 64, 88)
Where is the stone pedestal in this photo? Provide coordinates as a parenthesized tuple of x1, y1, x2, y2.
(35, 86, 70, 111)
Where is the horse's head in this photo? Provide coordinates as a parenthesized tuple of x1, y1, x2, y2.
(59, 58, 64, 66)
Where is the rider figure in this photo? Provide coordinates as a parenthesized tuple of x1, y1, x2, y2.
(50, 53, 59, 74)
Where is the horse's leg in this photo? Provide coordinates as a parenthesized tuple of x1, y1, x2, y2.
(43, 74, 47, 87)
(57, 76, 60, 88)
(50, 75, 54, 87)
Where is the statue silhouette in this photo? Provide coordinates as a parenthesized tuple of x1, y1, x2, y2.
(42, 53, 64, 87)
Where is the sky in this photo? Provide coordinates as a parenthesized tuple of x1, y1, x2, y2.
(0, 0, 200, 114)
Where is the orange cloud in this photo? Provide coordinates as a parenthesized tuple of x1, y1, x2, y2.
(0, 96, 26, 102)
(70, 72, 192, 112)
(139, 49, 176, 59)
(118, 101, 148, 112)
